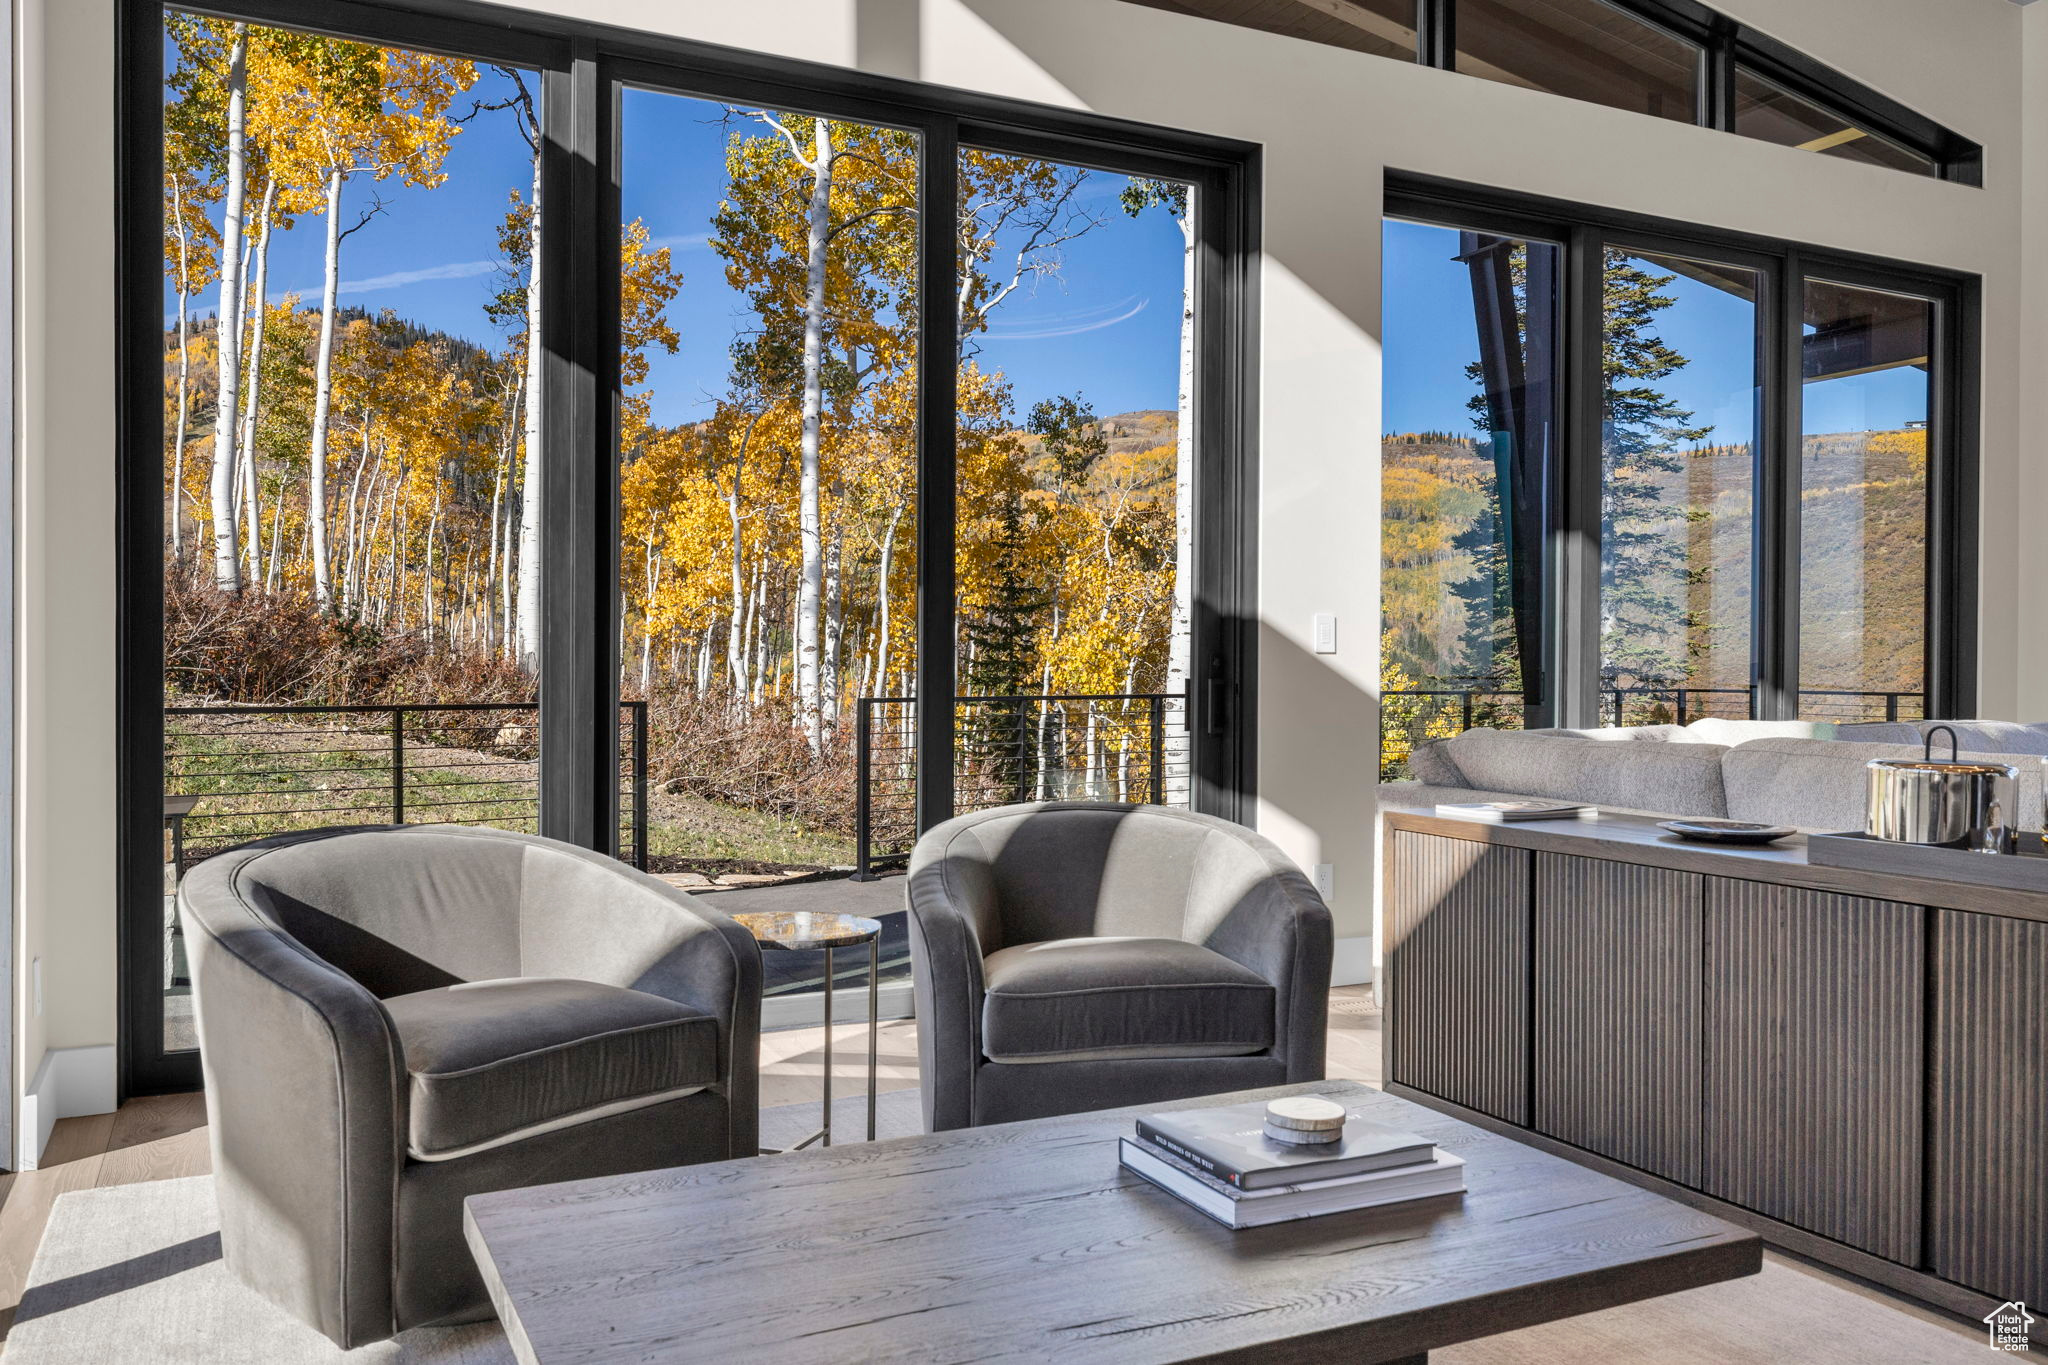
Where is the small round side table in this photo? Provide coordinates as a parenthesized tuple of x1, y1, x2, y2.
(730, 909, 883, 1151)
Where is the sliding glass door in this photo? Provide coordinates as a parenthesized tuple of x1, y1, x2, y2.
(147, 11, 554, 1078)
(122, 0, 1257, 1087)
(601, 71, 1245, 1011)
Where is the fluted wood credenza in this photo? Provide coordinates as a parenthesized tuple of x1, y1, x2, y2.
(1382, 807, 2047, 1346)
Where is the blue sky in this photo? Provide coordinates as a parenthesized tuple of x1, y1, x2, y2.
(169, 59, 1187, 430)
(1381, 218, 1926, 441)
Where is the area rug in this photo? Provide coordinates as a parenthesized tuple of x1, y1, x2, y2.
(6, 1089, 925, 1364)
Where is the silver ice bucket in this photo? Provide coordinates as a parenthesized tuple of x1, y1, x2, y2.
(1865, 725, 2018, 853)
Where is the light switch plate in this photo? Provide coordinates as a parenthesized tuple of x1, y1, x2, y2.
(1313, 863, 1335, 900)
(1312, 613, 1337, 654)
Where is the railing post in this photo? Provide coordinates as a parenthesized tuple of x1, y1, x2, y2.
(631, 701, 649, 870)
(1677, 688, 1689, 725)
(1887, 692, 1899, 723)
(852, 699, 876, 882)
(391, 706, 407, 825)
(1149, 695, 1166, 805)
(1014, 698, 1032, 804)
(1461, 690, 1473, 733)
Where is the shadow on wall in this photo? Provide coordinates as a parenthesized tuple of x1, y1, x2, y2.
(856, 0, 922, 79)
(858, 0, 1390, 940)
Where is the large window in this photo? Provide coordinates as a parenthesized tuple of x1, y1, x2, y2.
(1120, 0, 1980, 184)
(1380, 221, 1556, 767)
(1379, 182, 1974, 775)
(1455, 0, 1696, 123)
(1798, 281, 1933, 719)
(1600, 251, 1757, 724)
(122, 0, 1256, 1088)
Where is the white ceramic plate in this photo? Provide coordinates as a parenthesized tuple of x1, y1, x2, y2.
(1658, 818, 1797, 845)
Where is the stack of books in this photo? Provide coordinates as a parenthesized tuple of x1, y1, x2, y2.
(1118, 1098, 1465, 1229)
(1434, 799, 1592, 822)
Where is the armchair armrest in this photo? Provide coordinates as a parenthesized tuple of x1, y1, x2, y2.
(178, 848, 406, 1348)
(1186, 830, 1334, 1083)
(512, 840, 762, 1158)
(906, 821, 1003, 1132)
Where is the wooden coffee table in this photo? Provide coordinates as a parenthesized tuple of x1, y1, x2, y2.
(464, 1080, 1760, 1364)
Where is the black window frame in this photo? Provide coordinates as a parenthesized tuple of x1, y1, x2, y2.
(1385, 171, 1979, 731)
(118, 0, 1261, 1095)
(1147, 0, 1982, 185)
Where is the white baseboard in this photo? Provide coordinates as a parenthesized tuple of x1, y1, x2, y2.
(18, 1044, 117, 1171)
(761, 979, 917, 1032)
(1332, 935, 1375, 988)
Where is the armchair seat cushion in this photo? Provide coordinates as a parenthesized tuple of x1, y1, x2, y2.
(980, 937, 1274, 1064)
(385, 977, 717, 1160)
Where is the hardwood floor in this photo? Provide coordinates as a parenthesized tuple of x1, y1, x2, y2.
(0, 987, 2012, 1361)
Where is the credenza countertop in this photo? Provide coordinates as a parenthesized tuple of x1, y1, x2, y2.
(1382, 804, 2048, 926)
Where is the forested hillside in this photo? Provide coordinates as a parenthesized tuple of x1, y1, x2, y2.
(1380, 428, 1928, 700)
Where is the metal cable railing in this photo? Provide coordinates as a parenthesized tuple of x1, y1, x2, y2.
(163, 700, 648, 873)
(853, 692, 1192, 877)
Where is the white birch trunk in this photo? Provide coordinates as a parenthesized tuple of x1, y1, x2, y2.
(306, 167, 345, 609)
(723, 413, 758, 703)
(236, 176, 277, 589)
(794, 119, 833, 751)
(822, 521, 844, 729)
(513, 151, 545, 671)
(206, 27, 249, 593)
(1165, 208, 1196, 785)
(170, 177, 193, 565)
(874, 506, 900, 699)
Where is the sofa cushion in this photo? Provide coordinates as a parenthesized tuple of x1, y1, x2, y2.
(980, 937, 1273, 1064)
(1439, 728, 1729, 817)
(1720, 738, 2046, 832)
(1918, 720, 2048, 757)
(384, 977, 716, 1161)
(1679, 717, 1836, 745)
(1833, 721, 1924, 747)
(1378, 781, 1673, 819)
(1404, 737, 1465, 786)
(1527, 725, 1686, 742)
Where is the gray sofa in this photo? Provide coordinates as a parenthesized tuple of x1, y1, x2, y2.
(906, 802, 1333, 1132)
(1386, 719, 2048, 831)
(177, 825, 762, 1348)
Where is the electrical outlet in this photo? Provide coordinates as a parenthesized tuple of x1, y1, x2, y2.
(1312, 613, 1337, 655)
(1313, 863, 1335, 901)
(32, 957, 41, 1018)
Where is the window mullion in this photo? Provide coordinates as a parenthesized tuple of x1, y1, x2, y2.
(1754, 250, 1803, 721)
(1698, 26, 1736, 131)
(1418, 0, 1456, 69)
(536, 47, 613, 851)
(914, 115, 960, 836)
(1553, 225, 1605, 729)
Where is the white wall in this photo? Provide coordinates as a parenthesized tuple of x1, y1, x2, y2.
(2020, 4, 2048, 720)
(16, 0, 119, 1146)
(7, 0, 2032, 1137)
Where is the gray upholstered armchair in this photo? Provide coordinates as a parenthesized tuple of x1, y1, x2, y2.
(907, 802, 1333, 1132)
(177, 825, 761, 1348)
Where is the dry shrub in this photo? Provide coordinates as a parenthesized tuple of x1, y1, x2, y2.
(163, 574, 532, 706)
(640, 688, 857, 834)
